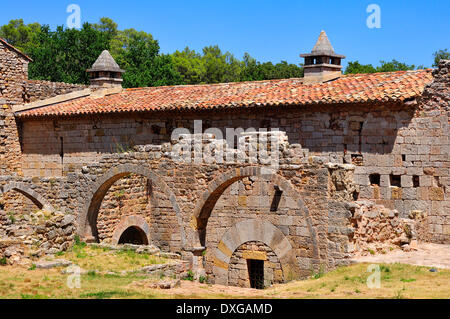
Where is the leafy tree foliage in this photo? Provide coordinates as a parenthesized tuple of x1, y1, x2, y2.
(433, 49, 450, 67)
(345, 59, 416, 74)
(3, 17, 440, 87)
(0, 19, 41, 52)
(115, 30, 183, 88)
(27, 23, 111, 84)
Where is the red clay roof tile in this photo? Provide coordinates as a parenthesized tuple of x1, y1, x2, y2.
(15, 69, 433, 119)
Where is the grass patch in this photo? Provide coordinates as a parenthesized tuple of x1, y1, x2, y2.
(80, 290, 134, 299)
(59, 245, 167, 272)
(0, 261, 447, 299)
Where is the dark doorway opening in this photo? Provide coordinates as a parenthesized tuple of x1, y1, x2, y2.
(247, 259, 264, 289)
(118, 226, 149, 245)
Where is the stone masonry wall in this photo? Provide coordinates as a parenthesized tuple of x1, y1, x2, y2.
(17, 63, 448, 242)
(228, 241, 283, 288)
(0, 40, 87, 176)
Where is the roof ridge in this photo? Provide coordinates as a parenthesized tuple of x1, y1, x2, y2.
(0, 38, 32, 62)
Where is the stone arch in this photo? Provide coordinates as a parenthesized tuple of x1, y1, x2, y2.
(191, 166, 318, 258)
(111, 215, 151, 245)
(213, 219, 298, 286)
(0, 182, 52, 211)
(79, 164, 185, 247)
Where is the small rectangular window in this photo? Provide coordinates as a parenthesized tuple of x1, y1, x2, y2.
(390, 175, 401, 187)
(270, 186, 283, 212)
(369, 174, 380, 186)
(351, 154, 363, 166)
(413, 175, 420, 188)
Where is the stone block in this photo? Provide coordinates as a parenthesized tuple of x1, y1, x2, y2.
(242, 250, 267, 261)
(429, 187, 444, 201)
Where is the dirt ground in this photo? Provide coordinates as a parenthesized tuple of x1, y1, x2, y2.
(352, 243, 450, 269)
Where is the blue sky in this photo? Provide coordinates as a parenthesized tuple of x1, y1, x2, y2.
(1, 0, 449, 68)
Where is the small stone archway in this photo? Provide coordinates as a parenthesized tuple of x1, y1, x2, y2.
(212, 219, 298, 286)
(111, 215, 151, 245)
(78, 164, 185, 247)
(0, 182, 53, 211)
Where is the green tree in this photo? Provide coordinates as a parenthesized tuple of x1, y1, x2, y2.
(28, 23, 111, 84)
(376, 59, 415, 72)
(0, 19, 41, 52)
(345, 59, 415, 74)
(93, 17, 118, 38)
(240, 53, 303, 81)
(344, 61, 377, 74)
(117, 31, 183, 88)
(172, 47, 206, 84)
(433, 49, 450, 67)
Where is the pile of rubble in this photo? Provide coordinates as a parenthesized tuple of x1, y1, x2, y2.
(0, 209, 75, 265)
(348, 200, 424, 256)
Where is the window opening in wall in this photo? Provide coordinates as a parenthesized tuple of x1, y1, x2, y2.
(402, 155, 406, 162)
(351, 154, 363, 166)
(390, 175, 401, 187)
(413, 175, 420, 188)
(270, 186, 283, 212)
(247, 259, 264, 289)
(369, 174, 381, 186)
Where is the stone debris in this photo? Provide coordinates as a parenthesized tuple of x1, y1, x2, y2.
(35, 259, 72, 269)
(348, 200, 423, 256)
(130, 279, 181, 290)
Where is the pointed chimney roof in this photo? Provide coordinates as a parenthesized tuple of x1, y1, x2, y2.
(300, 31, 345, 59)
(87, 50, 124, 73)
(311, 30, 335, 55)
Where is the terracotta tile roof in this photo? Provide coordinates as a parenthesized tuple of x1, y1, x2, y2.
(15, 69, 433, 119)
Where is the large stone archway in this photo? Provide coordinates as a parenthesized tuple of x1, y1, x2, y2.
(189, 166, 320, 282)
(213, 219, 298, 285)
(190, 166, 319, 255)
(0, 182, 53, 211)
(78, 164, 186, 248)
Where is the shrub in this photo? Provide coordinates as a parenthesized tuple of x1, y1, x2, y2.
(184, 270, 195, 281)
(0, 257, 7, 266)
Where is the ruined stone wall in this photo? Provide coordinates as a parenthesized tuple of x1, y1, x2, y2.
(23, 80, 88, 104)
(17, 96, 448, 245)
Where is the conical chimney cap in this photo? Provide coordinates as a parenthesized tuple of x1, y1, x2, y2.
(311, 30, 335, 55)
(87, 50, 124, 73)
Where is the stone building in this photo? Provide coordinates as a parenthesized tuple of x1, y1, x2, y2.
(0, 31, 449, 288)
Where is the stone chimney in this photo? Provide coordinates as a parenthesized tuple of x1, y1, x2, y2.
(300, 31, 345, 83)
(87, 50, 125, 88)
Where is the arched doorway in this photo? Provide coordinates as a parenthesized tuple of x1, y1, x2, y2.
(228, 241, 283, 289)
(118, 226, 149, 245)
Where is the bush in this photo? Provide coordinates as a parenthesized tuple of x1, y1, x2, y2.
(184, 270, 195, 282)
(0, 257, 7, 266)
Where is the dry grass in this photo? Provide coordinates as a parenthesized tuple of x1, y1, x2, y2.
(56, 243, 167, 272)
(0, 245, 448, 299)
(0, 263, 447, 299)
